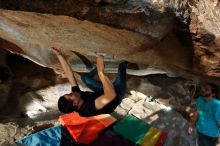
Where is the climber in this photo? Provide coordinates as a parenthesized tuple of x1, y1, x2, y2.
(188, 83, 220, 146)
(52, 47, 127, 117)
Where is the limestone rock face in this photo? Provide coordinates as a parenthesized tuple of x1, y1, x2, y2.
(0, 0, 220, 77)
(0, 8, 195, 78)
(0, 9, 155, 69)
(189, 0, 220, 76)
(0, 0, 176, 39)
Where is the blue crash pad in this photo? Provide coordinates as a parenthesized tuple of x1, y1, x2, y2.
(16, 125, 61, 146)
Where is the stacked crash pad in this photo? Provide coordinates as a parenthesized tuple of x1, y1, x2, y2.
(16, 125, 62, 146)
(113, 114, 168, 146)
(59, 112, 116, 144)
(16, 113, 117, 146)
(16, 114, 167, 146)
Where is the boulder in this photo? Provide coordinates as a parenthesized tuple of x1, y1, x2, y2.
(189, 0, 220, 76)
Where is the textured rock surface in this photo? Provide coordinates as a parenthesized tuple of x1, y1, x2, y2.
(189, 0, 220, 76)
(0, 0, 176, 39)
(0, 9, 154, 66)
(0, 120, 59, 146)
(0, 51, 63, 119)
(0, 9, 194, 77)
(0, 0, 220, 77)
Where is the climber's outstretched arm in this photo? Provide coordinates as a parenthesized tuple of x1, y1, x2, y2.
(52, 47, 78, 87)
(94, 56, 116, 110)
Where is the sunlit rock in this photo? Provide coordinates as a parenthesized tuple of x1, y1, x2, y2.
(0, 9, 195, 78)
(189, 0, 220, 76)
(128, 99, 196, 146)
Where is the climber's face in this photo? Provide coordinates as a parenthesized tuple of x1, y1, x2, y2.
(64, 92, 81, 107)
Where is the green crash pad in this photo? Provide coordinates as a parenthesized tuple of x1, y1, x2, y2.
(113, 114, 151, 144)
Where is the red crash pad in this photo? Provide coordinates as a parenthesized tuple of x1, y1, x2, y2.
(59, 112, 116, 144)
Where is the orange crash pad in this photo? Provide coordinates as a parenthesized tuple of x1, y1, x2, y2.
(59, 112, 116, 144)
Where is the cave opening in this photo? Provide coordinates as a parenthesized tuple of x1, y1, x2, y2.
(0, 48, 63, 121)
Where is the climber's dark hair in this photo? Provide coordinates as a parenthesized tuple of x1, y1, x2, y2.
(58, 96, 78, 113)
